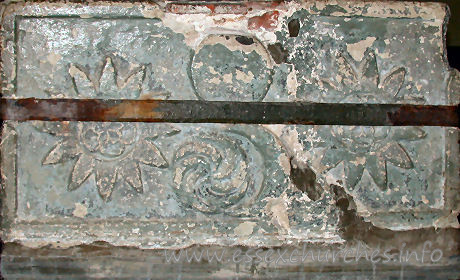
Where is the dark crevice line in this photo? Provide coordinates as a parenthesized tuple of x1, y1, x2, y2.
(0, 98, 458, 127)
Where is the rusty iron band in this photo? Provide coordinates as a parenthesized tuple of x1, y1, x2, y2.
(0, 98, 458, 127)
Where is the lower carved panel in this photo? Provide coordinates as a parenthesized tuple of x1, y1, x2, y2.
(1, 122, 457, 248)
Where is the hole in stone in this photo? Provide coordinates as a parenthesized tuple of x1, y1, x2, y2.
(235, 36, 254, 45)
(288, 19, 300, 37)
(289, 158, 321, 201)
(267, 43, 288, 64)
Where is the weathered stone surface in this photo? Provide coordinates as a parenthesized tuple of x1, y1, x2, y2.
(1, 1, 457, 104)
(0, 0, 458, 256)
(2, 234, 460, 279)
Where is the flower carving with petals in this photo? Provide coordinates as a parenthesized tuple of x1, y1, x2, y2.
(36, 122, 179, 201)
(35, 56, 179, 201)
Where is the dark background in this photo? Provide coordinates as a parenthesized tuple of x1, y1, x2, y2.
(426, 0, 460, 70)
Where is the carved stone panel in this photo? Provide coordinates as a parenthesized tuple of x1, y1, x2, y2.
(1, 1, 458, 252)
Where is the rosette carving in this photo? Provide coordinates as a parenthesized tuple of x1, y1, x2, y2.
(171, 130, 264, 214)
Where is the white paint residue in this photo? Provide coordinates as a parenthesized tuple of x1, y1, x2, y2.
(350, 157, 366, 166)
(286, 66, 298, 97)
(68, 64, 81, 77)
(278, 153, 291, 175)
(346, 37, 376, 61)
(234, 221, 256, 236)
(264, 197, 290, 234)
(141, 7, 163, 19)
(47, 53, 62, 66)
(235, 69, 254, 83)
(72, 203, 87, 218)
(222, 72, 233, 83)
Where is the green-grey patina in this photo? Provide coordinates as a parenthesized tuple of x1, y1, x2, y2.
(0, 0, 458, 258)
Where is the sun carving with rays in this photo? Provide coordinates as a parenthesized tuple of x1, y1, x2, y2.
(34, 56, 179, 201)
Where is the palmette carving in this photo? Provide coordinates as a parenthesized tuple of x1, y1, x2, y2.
(320, 127, 427, 190)
(68, 56, 171, 99)
(317, 49, 420, 103)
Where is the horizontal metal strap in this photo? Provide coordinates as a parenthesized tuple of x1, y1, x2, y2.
(0, 98, 458, 127)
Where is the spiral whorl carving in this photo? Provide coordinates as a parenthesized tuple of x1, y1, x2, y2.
(171, 130, 264, 214)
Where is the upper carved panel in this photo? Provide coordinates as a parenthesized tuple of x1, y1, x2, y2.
(0, 2, 451, 104)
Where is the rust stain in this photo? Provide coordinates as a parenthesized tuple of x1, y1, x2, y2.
(60, 121, 72, 134)
(248, 11, 280, 31)
(166, 2, 285, 14)
(206, 4, 216, 13)
(101, 100, 163, 121)
(1, 99, 458, 127)
(0, 99, 164, 122)
(166, 4, 180, 14)
(271, 1, 284, 8)
(213, 16, 246, 25)
(246, 1, 285, 12)
(166, 3, 247, 14)
(138, 92, 168, 100)
(388, 104, 459, 127)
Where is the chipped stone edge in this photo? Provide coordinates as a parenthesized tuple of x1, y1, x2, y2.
(1, 0, 449, 19)
(0, 122, 17, 238)
(164, 0, 447, 20)
(447, 68, 460, 105)
(347, 128, 458, 231)
(3, 220, 344, 250)
(356, 126, 459, 231)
